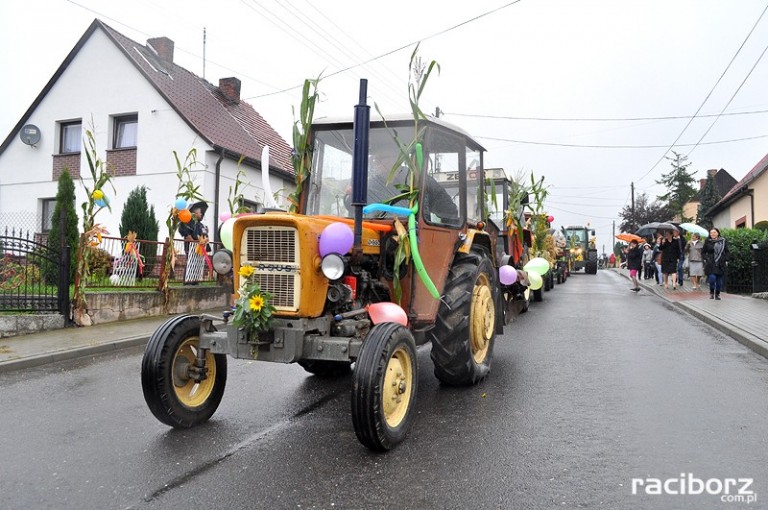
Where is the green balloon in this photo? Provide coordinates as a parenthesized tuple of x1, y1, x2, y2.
(528, 271, 543, 290)
(220, 218, 235, 250)
(524, 257, 550, 276)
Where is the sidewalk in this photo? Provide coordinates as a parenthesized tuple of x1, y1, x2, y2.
(614, 268, 768, 358)
(0, 309, 227, 373)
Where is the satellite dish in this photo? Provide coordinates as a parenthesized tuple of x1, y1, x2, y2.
(20, 124, 41, 146)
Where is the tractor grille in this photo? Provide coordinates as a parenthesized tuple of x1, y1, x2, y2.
(241, 226, 300, 312)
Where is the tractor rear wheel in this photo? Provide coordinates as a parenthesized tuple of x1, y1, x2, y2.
(429, 251, 498, 386)
(141, 315, 227, 428)
(586, 250, 598, 274)
(352, 322, 418, 451)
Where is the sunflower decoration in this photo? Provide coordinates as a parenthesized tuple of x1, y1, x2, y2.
(85, 224, 109, 247)
(231, 264, 275, 339)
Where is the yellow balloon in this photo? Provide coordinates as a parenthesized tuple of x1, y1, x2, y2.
(528, 271, 543, 290)
(92, 189, 104, 200)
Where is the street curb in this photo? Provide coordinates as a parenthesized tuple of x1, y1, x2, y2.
(612, 269, 768, 360)
(0, 335, 150, 374)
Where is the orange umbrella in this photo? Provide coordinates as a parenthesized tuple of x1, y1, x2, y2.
(616, 233, 645, 243)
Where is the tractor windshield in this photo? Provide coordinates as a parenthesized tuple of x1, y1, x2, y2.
(306, 125, 415, 218)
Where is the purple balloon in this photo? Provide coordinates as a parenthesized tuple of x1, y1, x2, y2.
(319, 222, 354, 257)
(499, 265, 517, 285)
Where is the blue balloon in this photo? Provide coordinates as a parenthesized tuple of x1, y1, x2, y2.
(95, 198, 107, 208)
(174, 198, 188, 210)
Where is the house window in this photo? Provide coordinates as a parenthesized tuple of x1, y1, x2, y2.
(60, 121, 82, 154)
(41, 198, 56, 232)
(735, 216, 747, 228)
(114, 114, 138, 149)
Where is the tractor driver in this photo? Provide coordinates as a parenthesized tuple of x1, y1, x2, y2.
(367, 149, 458, 223)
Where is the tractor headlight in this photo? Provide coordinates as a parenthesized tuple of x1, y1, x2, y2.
(321, 254, 345, 281)
(212, 249, 233, 275)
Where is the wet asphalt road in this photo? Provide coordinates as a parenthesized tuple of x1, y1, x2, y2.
(1, 270, 767, 510)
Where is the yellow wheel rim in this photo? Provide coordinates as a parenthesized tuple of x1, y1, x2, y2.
(470, 273, 495, 364)
(382, 346, 413, 428)
(172, 337, 216, 408)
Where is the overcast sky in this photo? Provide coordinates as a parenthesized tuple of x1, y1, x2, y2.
(2, 0, 767, 251)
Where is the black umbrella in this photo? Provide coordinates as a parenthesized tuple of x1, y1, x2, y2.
(635, 222, 677, 237)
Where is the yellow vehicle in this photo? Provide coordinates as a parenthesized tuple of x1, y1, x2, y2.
(141, 83, 510, 451)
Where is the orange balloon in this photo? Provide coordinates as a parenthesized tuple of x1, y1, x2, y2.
(178, 209, 192, 223)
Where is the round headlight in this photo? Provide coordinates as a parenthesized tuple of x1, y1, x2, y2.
(211, 249, 233, 275)
(321, 253, 345, 281)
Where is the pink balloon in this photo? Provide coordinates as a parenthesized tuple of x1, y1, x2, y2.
(219, 211, 232, 222)
(499, 265, 518, 285)
(367, 302, 408, 326)
(319, 222, 354, 257)
(547, 215, 555, 223)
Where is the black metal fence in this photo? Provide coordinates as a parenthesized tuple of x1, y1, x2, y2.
(0, 226, 70, 315)
(751, 240, 768, 293)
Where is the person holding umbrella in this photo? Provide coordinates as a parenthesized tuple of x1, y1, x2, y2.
(659, 230, 681, 289)
(702, 228, 729, 300)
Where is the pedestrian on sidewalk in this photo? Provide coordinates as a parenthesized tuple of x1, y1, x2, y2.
(703, 227, 729, 300)
(685, 232, 704, 290)
(660, 230, 681, 290)
(609, 252, 616, 268)
(652, 234, 663, 284)
(626, 240, 643, 292)
(641, 243, 654, 280)
(673, 229, 687, 286)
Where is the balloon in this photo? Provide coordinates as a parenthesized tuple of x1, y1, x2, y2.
(528, 271, 543, 290)
(499, 265, 518, 285)
(92, 189, 104, 200)
(219, 211, 232, 222)
(524, 257, 550, 276)
(109, 274, 120, 286)
(367, 302, 408, 326)
(95, 198, 107, 208)
(547, 215, 555, 223)
(174, 198, 188, 210)
(178, 209, 192, 223)
(220, 217, 236, 250)
(319, 222, 354, 257)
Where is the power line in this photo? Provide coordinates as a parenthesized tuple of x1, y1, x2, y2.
(634, 1, 768, 184)
(687, 40, 768, 157)
(445, 109, 768, 122)
(244, 0, 523, 99)
(477, 133, 768, 149)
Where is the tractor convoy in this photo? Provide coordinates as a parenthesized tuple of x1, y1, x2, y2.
(141, 81, 596, 451)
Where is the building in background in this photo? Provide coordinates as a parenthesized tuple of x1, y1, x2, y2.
(0, 19, 294, 242)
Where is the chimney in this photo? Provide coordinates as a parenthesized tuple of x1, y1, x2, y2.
(219, 77, 241, 103)
(700, 169, 717, 190)
(699, 178, 706, 190)
(147, 37, 174, 63)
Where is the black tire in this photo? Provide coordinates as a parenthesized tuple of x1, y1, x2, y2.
(429, 251, 498, 386)
(298, 360, 352, 378)
(141, 315, 227, 428)
(544, 271, 551, 291)
(519, 287, 531, 313)
(352, 322, 418, 451)
(586, 250, 598, 274)
(532, 287, 543, 302)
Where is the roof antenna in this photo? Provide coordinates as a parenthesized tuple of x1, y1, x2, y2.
(203, 27, 207, 79)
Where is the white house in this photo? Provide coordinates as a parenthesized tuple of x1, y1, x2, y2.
(709, 153, 768, 229)
(0, 19, 295, 243)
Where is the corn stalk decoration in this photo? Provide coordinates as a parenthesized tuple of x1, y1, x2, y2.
(158, 148, 205, 302)
(287, 76, 321, 213)
(227, 155, 250, 215)
(72, 129, 116, 326)
(375, 45, 440, 303)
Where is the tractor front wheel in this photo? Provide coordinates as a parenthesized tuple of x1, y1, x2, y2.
(352, 322, 418, 451)
(429, 251, 498, 386)
(141, 315, 227, 428)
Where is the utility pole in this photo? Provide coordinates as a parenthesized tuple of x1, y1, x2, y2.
(630, 181, 635, 232)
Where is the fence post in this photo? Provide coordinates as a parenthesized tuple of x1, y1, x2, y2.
(59, 245, 71, 322)
(157, 237, 169, 291)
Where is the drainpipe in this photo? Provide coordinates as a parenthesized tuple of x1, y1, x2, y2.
(749, 189, 755, 228)
(213, 149, 224, 243)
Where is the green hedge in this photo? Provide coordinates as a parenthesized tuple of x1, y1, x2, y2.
(721, 228, 768, 293)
